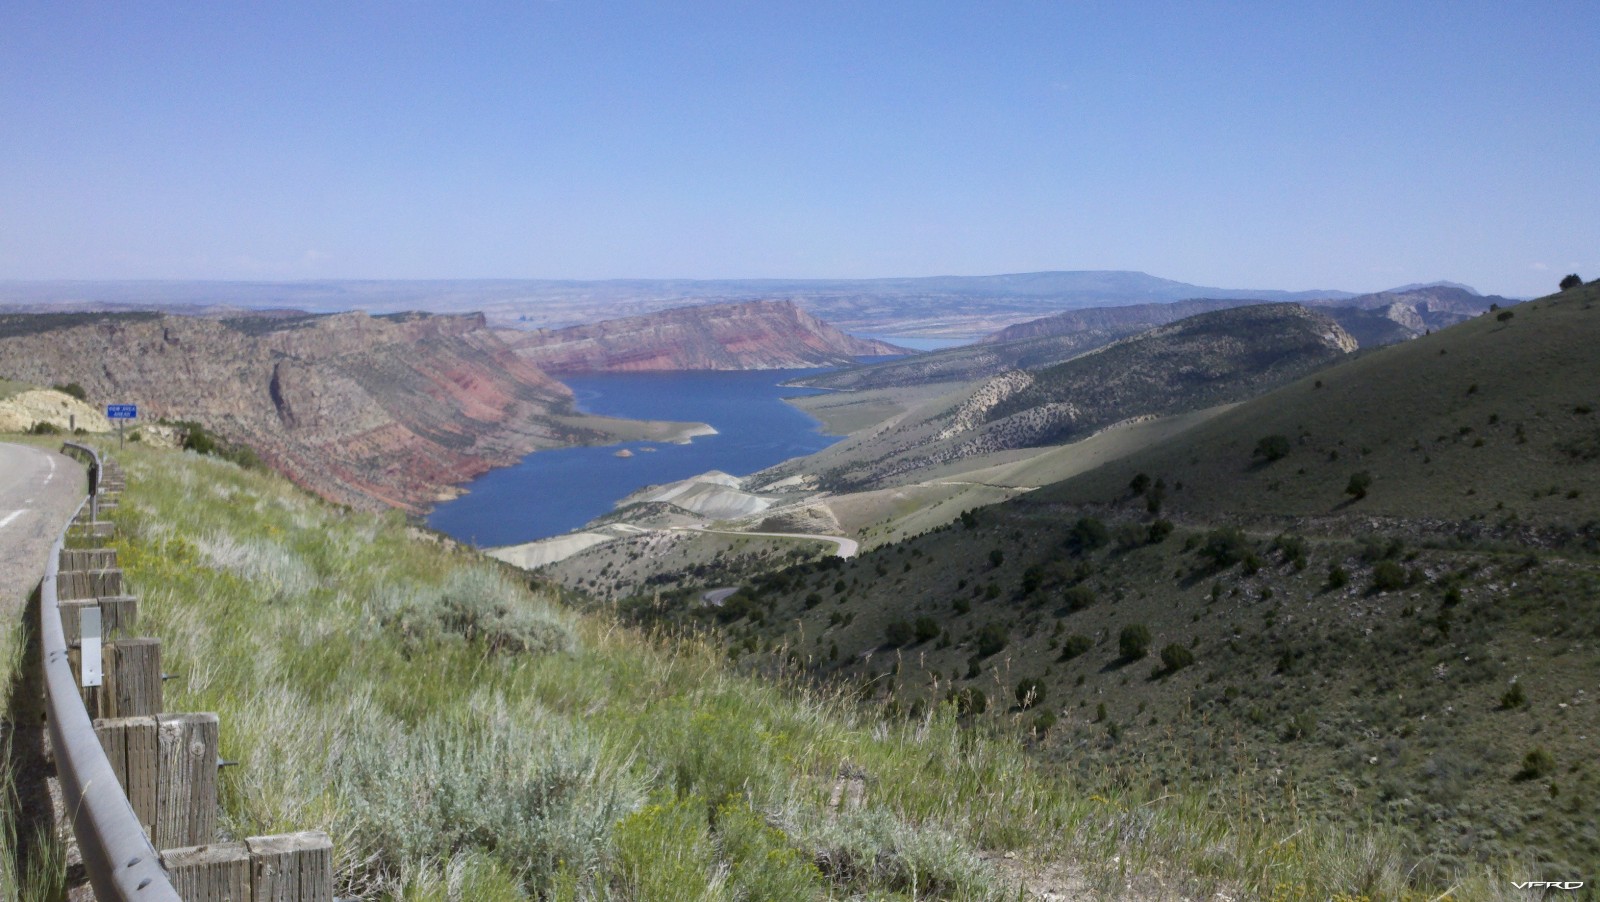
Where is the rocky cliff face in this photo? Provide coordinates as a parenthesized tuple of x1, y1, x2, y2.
(505, 300, 903, 372)
(0, 311, 604, 512)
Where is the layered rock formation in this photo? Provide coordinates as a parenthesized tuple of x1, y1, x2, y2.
(0, 311, 616, 511)
(799, 304, 1360, 488)
(505, 300, 903, 372)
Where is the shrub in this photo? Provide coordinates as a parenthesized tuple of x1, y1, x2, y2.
(1058, 634, 1092, 661)
(1500, 680, 1528, 710)
(1158, 643, 1195, 674)
(883, 620, 914, 647)
(988, 548, 1005, 568)
(1370, 560, 1408, 592)
(1060, 585, 1096, 612)
(1129, 472, 1152, 495)
(975, 623, 1008, 658)
(52, 381, 88, 401)
(1014, 678, 1045, 709)
(1119, 624, 1151, 660)
(1517, 747, 1555, 780)
(1254, 434, 1291, 462)
(1020, 565, 1044, 596)
(1560, 273, 1583, 291)
(1114, 523, 1146, 550)
(28, 421, 61, 435)
(946, 687, 987, 716)
(912, 616, 940, 644)
(1146, 519, 1174, 544)
(1198, 527, 1251, 570)
(1066, 517, 1109, 553)
(377, 566, 577, 656)
(1496, 310, 1514, 322)
(1345, 471, 1373, 500)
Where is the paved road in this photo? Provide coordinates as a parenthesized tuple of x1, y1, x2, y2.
(672, 525, 859, 559)
(0, 442, 86, 618)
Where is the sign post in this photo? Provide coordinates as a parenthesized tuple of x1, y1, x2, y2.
(106, 404, 137, 450)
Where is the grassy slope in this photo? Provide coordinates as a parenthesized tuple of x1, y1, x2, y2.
(628, 288, 1600, 887)
(0, 437, 1513, 900)
(1034, 286, 1600, 527)
(74, 441, 1509, 901)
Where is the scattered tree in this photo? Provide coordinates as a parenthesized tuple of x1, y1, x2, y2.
(1254, 434, 1292, 463)
(1058, 633, 1093, 661)
(1129, 472, 1152, 495)
(1119, 624, 1151, 660)
(1066, 517, 1109, 554)
(975, 623, 1008, 658)
(1560, 273, 1583, 291)
(1015, 678, 1046, 709)
(1345, 471, 1373, 500)
(1158, 643, 1195, 674)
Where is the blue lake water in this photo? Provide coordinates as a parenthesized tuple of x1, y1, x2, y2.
(426, 369, 845, 547)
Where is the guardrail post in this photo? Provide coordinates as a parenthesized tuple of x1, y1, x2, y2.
(248, 832, 334, 902)
(102, 638, 162, 718)
(163, 842, 251, 901)
(157, 713, 220, 849)
(95, 713, 219, 849)
(94, 715, 159, 839)
(60, 547, 119, 570)
(57, 567, 123, 600)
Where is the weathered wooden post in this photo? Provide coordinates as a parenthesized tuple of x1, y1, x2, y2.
(94, 712, 218, 848)
(162, 843, 251, 902)
(248, 832, 334, 902)
(101, 638, 162, 718)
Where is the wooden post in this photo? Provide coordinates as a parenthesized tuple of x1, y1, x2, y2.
(58, 599, 96, 645)
(97, 595, 139, 639)
(56, 567, 122, 601)
(95, 715, 159, 840)
(58, 597, 138, 646)
(60, 548, 118, 570)
(66, 646, 102, 715)
(157, 713, 219, 849)
(247, 832, 333, 902)
(95, 713, 218, 849)
(102, 638, 162, 718)
(162, 842, 251, 902)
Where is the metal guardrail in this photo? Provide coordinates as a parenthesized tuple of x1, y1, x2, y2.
(43, 444, 182, 901)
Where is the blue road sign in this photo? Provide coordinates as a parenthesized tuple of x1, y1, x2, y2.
(106, 404, 137, 420)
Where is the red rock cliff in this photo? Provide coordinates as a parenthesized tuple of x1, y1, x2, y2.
(0, 311, 608, 512)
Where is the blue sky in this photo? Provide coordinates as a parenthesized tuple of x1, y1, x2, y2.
(2, 2, 1595, 296)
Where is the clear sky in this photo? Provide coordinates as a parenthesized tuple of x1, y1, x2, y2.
(2, 2, 1595, 296)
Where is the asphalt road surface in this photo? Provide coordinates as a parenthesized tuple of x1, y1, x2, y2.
(0, 442, 86, 618)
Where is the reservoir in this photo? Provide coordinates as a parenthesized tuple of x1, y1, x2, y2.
(425, 369, 843, 547)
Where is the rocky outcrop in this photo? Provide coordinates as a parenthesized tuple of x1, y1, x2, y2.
(811, 304, 1360, 488)
(0, 389, 112, 434)
(505, 300, 904, 372)
(0, 311, 613, 512)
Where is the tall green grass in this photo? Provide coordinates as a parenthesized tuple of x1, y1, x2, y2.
(105, 445, 1521, 900)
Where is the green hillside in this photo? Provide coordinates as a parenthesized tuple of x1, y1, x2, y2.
(3, 438, 1527, 901)
(621, 285, 1600, 886)
(1035, 285, 1600, 530)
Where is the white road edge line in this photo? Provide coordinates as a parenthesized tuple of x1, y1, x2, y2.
(0, 510, 26, 529)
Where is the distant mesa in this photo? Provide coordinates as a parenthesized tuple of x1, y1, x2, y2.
(502, 300, 908, 373)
